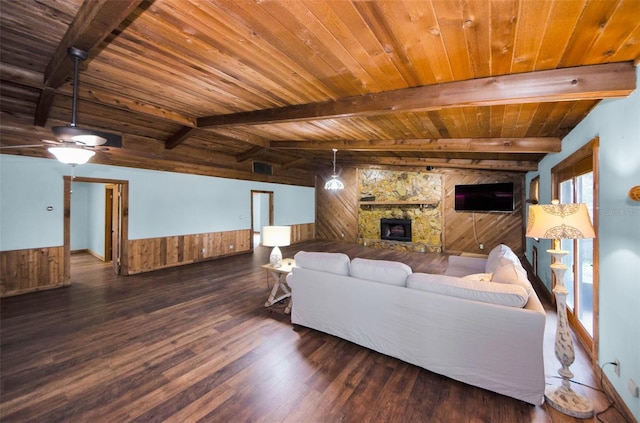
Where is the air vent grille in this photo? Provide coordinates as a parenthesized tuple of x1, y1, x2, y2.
(252, 161, 273, 175)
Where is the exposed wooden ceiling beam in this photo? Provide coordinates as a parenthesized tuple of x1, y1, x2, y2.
(235, 146, 265, 162)
(34, 0, 145, 126)
(33, 88, 57, 128)
(270, 137, 561, 153)
(281, 157, 308, 170)
(43, 0, 144, 89)
(198, 62, 636, 128)
(165, 126, 272, 150)
(341, 157, 539, 172)
(165, 127, 197, 150)
(0, 62, 197, 127)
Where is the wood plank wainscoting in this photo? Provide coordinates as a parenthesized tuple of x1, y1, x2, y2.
(0, 246, 65, 296)
(127, 222, 314, 274)
(0, 223, 314, 296)
(127, 229, 254, 274)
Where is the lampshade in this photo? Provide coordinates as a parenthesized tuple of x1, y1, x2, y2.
(526, 202, 595, 240)
(48, 146, 95, 165)
(262, 226, 291, 247)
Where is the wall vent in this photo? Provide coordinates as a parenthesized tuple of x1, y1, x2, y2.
(253, 161, 273, 175)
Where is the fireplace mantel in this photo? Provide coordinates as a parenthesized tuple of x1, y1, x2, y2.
(358, 200, 438, 206)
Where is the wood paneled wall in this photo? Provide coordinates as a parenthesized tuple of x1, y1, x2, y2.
(1, 223, 315, 296)
(290, 223, 316, 244)
(0, 247, 65, 296)
(443, 171, 525, 255)
(127, 229, 252, 274)
(315, 168, 359, 242)
(127, 223, 315, 275)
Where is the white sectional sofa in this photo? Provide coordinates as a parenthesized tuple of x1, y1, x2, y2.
(286, 244, 546, 405)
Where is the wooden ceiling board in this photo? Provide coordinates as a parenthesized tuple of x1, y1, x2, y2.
(1, 0, 639, 179)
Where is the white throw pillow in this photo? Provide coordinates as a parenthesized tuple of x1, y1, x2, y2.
(462, 273, 493, 282)
(491, 261, 533, 296)
(406, 273, 529, 308)
(294, 251, 351, 275)
(350, 258, 412, 286)
(485, 244, 511, 274)
(485, 244, 524, 271)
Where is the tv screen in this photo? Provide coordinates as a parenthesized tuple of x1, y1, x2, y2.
(454, 182, 514, 212)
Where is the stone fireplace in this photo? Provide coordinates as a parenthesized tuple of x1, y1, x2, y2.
(357, 169, 443, 253)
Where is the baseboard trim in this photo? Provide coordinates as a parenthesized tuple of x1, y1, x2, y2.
(596, 365, 638, 423)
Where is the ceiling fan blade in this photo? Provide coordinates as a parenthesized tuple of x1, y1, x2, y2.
(0, 144, 49, 149)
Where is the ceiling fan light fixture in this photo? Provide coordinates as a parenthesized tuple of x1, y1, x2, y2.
(324, 148, 345, 190)
(48, 146, 95, 165)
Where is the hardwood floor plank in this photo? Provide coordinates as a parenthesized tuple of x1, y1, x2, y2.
(0, 241, 627, 423)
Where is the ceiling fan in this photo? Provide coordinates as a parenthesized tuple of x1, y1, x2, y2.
(51, 46, 122, 148)
(0, 47, 122, 160)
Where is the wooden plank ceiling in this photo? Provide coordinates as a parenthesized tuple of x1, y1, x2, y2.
(1, 0, 639, 186)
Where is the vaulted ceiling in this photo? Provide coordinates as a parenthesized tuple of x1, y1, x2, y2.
(1, 0, 639, 186)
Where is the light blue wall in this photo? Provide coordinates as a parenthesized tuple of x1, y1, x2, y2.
(526, 66, 640, 420)
(87, 183, 106, 257)
(70, 183, 89, 251)
(0, 156, 315, 251)
(0, 156, 65, 249)
(251, 192, 270, 235)
(68, 182, 106, 256)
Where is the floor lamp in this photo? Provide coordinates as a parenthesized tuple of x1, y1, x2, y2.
(526, 200, 596, 418)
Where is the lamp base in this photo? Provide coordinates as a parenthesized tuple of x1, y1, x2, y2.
(269, 246, 282, 268)
(545, 385, 593, 418)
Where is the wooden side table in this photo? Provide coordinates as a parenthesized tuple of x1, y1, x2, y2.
(262, 258, 295, 313)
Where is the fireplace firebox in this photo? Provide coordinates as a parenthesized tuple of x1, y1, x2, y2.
(380, 218, 412, 242)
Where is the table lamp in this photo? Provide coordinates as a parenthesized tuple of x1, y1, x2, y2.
(262, 226, 291, 268)
(526, 200, 596, 418)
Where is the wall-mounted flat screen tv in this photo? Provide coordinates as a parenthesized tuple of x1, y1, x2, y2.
(454, 182, 514, 212)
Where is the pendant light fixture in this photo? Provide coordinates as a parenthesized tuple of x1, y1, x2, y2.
(324, 148, 345, 190)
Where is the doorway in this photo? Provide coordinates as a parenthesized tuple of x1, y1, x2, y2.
(64, 176, 129, 283)
(251, 190, 274, 248)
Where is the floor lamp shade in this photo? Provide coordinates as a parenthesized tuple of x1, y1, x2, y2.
(526, 201, 595, 418)
(262, 226, 291, 268)
(526, 203, 595, 240)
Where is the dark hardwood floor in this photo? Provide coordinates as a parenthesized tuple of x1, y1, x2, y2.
(0, 241, 628, 422)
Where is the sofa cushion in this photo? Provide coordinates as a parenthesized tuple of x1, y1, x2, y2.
(462, 273, 493, 282)
(294, 251, 350, 275)
(406, 273, 529, 308)
(350, 258, 412, 286)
